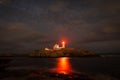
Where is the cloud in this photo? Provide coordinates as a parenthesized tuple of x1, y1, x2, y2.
(52, 19, 120, 44)
(0, 22, 46, 41)
(0, 22, 47, 52)
(48, 0, 68, 12)
(102, 26, 120, 34)
(79, 40, 120, 53)
(97, 0, 120, 15)
(0, 0, 13, 6)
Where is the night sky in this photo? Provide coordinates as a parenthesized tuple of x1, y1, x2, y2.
(0, 0, 120, 53)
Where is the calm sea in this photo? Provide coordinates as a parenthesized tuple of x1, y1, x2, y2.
(1, 56, 120, 80)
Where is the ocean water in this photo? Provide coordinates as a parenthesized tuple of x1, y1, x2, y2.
(0, 56, 120, 80)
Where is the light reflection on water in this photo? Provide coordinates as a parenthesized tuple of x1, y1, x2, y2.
(51, 57, 74, 74)
(1, 57, 120, 80)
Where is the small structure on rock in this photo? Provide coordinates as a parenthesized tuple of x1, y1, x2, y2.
(45, 41, 66, 51)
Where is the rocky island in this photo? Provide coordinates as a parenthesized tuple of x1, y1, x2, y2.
(29, 41, 99, 57)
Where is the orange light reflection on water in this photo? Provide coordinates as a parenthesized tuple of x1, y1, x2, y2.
(56, 57, 72, 74)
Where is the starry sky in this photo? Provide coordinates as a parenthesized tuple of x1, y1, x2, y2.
(0, 0, 120, 53)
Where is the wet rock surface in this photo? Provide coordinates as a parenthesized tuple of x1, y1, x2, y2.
(0, 69, 119, 80)
(0, 69, 92, 80)
(28, 70, 92, 80)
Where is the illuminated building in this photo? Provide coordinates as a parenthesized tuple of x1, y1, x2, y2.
(45, 41, 66, 51)
(53, 44, 60, 50)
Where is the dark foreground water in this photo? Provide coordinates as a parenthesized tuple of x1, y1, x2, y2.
(0, 56, 120, 80)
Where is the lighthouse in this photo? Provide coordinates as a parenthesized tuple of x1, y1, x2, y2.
(62, 41, 65, 48)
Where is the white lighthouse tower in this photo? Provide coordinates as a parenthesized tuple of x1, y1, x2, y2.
(62, 41, 65, 48)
